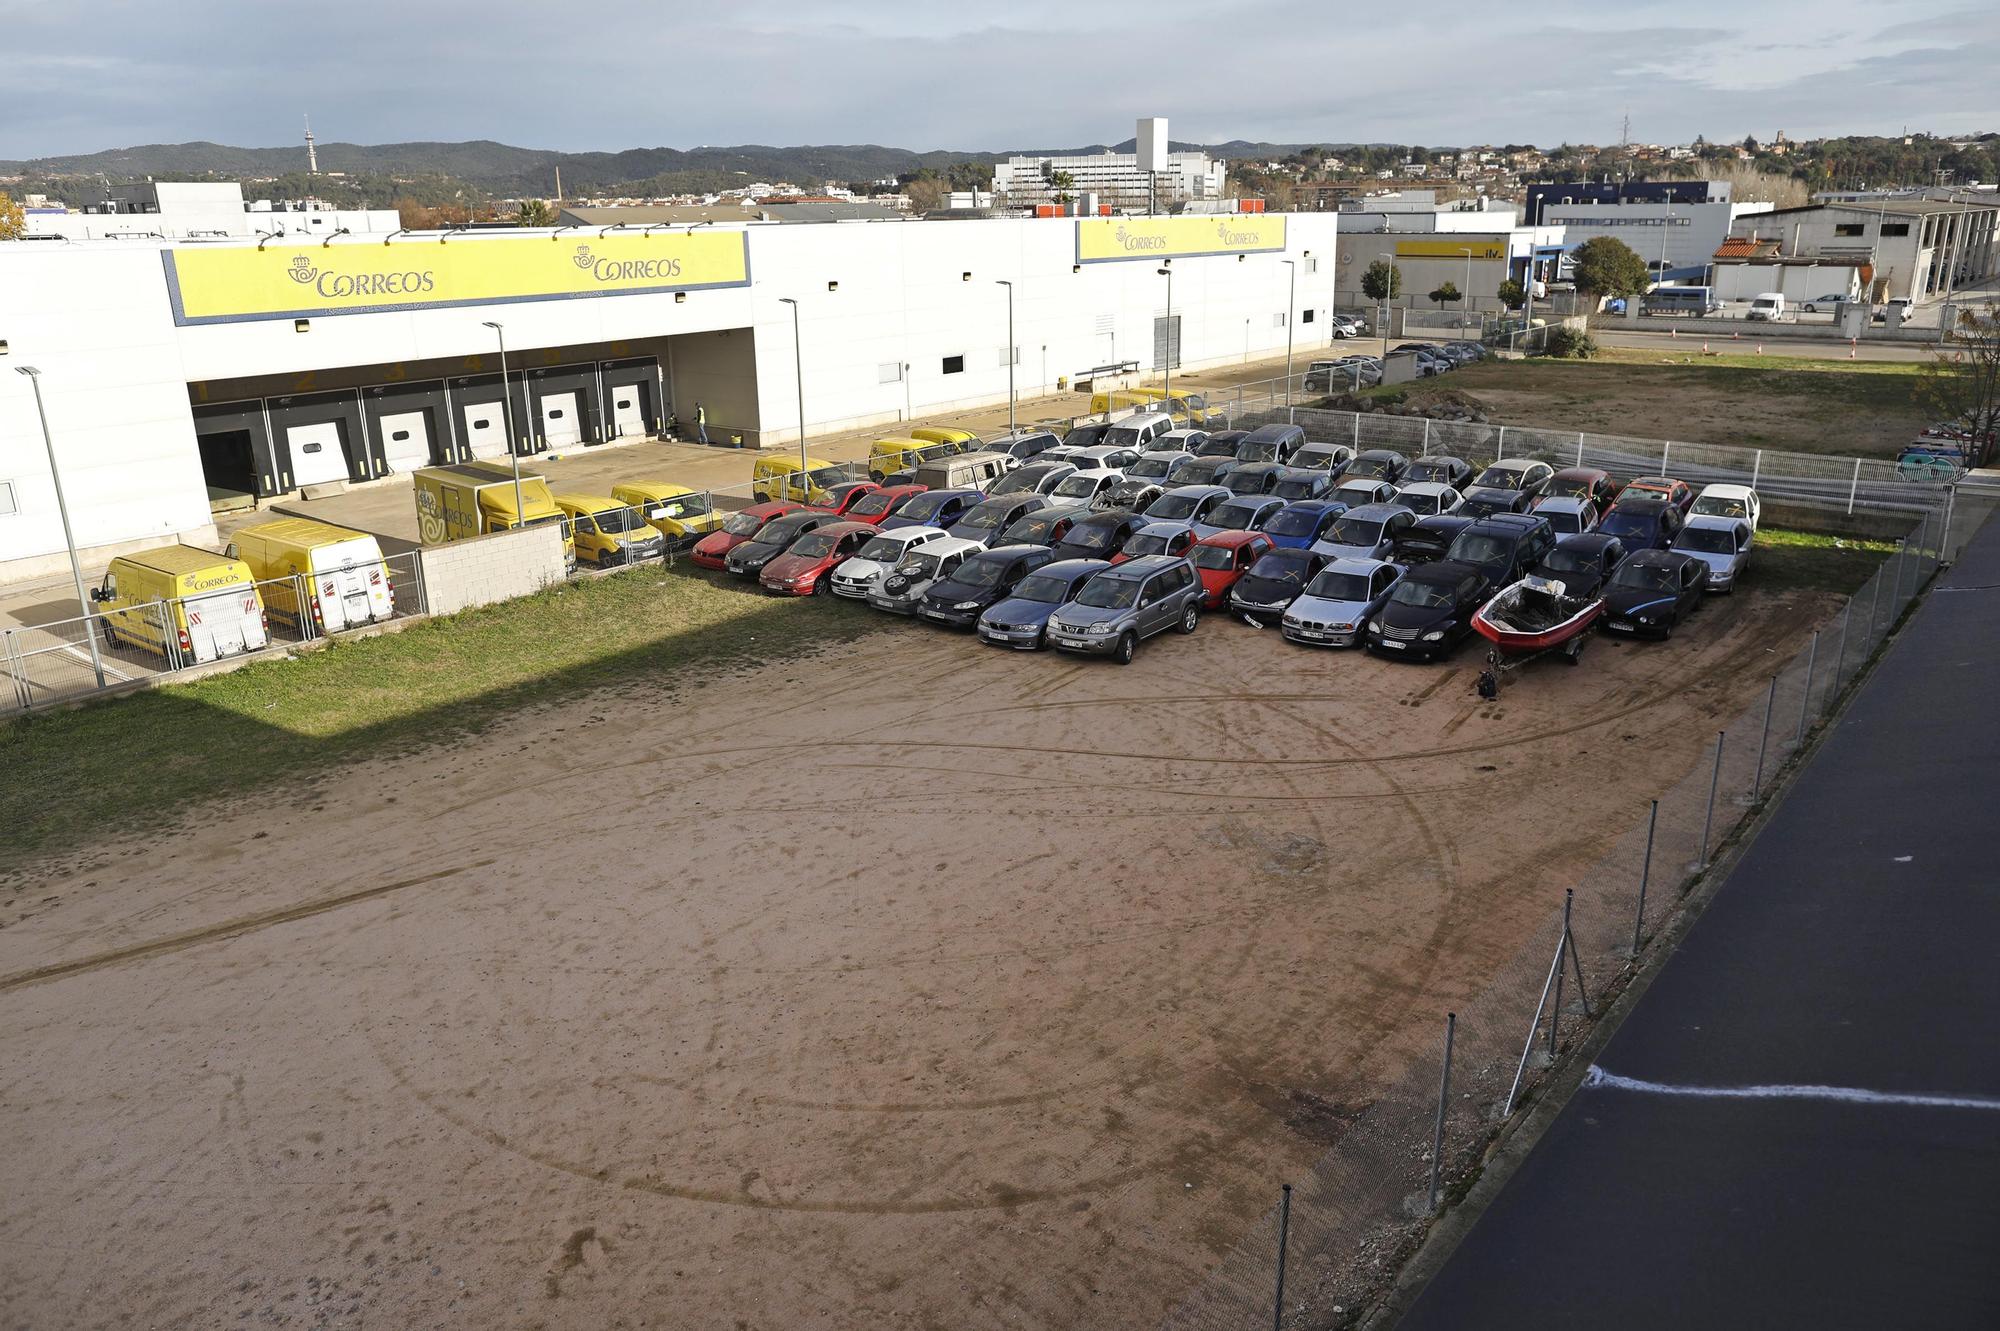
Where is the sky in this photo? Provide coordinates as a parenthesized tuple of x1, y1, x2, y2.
(3, 0, 1996, 160)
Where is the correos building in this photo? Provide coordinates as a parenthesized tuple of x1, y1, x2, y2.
(0, 210, 1336, 578)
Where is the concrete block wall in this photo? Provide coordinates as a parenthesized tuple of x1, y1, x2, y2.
(416, 525, 566, 616)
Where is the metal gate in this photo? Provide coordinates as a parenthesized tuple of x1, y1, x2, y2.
(1152, 315, 1182, 372)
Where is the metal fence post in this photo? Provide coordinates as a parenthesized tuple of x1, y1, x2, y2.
(1352, 412, 1361, 449)
(1750, 449, 1762, 490)
(295, 572, 316, 640)
(1832, 599, 1852, 696)
(1271, 1183, 1292, 1331)
(1661, 439, 1671, 473)
(1496, 425, 1507, 458)
(1575, 431, 1585, 467)
(1549, 890, 1572, 1056)
(1422, 417, 1433, 457)
(1867, 560, 1885, 638)
(159, 600, 183, 672)
(1942, 485, 1958, 563)
(1753, 675, 1777, 795)
(3, 628, 28, 712)
(1427, 1012, 1457, 1213)
(1796, 630, 1819, 742)
(1847, 457, 1862, 515)
(1633, 799, 1658, 954)
(1698, 730, 1725, 869)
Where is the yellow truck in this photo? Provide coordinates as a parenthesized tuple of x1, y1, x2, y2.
(1089, 387, 1216, 425)
(413, 462, 576, 571)
(226, 516, 395, 633)
(552, 492, 666, 568)
(752, 455, 847, 503)
(91, 544, 270, 663)
(609, 481, 725, 549)
(867, 437, 954, 481)
(909, 426, 983, 453)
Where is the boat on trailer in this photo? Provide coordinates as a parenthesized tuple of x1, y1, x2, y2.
(1473, 575, 1603, 694)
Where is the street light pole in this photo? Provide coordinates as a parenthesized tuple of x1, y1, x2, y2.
(1458, 247, 1474, 333)
(1282, 258, 1297, 406)
(995, 280, 1016, 437)
(1377, 250, 1396, 353)
(779, 297, 807, 480)
(479, 320, 525, 524)
(16, 366, 106, 688)
(1156, 263, 1173, 409)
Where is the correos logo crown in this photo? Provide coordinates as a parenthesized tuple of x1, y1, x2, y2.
(286, 255, 318, 284)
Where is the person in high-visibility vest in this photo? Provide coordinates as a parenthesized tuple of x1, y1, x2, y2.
(695, 402, 708, 445)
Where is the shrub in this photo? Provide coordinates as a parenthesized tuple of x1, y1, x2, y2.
(1541, 326, 1600, 359)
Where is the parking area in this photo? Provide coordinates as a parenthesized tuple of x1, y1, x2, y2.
(0, 566, 1841, 1329)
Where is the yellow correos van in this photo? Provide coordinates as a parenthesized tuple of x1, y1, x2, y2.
(552, 492, 666, 568)
(92, 544, 270, 664)
(609, 481, 724, 548)
(753, 455, 845, 503)
(226, 517, 394, 633)
(909, 426, 982, 453)
(867, 437, 955, 481)
(1090, 387, 1214, 425)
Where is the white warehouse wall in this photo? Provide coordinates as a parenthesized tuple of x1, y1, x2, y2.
(743, 214, 1341, 444)
(0, 247, 216, 572)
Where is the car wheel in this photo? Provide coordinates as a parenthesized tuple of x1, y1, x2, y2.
(1114, 632, 1137, 665)
(101, 621, 119, 649)
(811, 576, 828, 596)
(1178, 602, 1200, 634)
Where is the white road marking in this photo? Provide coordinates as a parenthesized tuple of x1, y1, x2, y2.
(1583, 1065, 2000, 1112)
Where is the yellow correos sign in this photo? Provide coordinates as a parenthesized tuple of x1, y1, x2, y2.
(1391, 237, 1511, 262)
(1076, 215, 1287, 264)
(164, 231, 752, 325)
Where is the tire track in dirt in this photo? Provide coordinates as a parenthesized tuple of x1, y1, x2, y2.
(0, 859, 497, 994)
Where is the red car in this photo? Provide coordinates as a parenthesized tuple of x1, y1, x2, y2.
(690, 501, 800, 569)
(1622, 476, 1694, 517)
(807, 480, 885, 518)
(758, 520, 878, 596)
(842, 483, 929, 525)
(1548, 467, 1620, 509)
(1189, 530, 1274, 607)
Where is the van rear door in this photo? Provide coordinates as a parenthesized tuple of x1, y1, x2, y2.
(312, 538, 392, 630)
(182, 588, 266, 662)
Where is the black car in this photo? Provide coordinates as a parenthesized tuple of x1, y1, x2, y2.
(721, 511, 838, 577)
(1596, 496, 1684, 552)
(1458, 486, 1535, 518)
(918, 544, 1057, 628)
(1345, 449, 1410, 484)
(1531, 533, 1627, 600)
(1394, 514, 1475, 565)
(1403, 455, 1474, 490)
(1103, 480, 1165, 513)
(1224, 462, 1289, 496)
(1601, 549, 1707, 639)
(952, 494, 1050, 547)
(1062, 422, 1112, 449)
(1470, 459, 1555, 501)
(998, 501, 1093, 550)
(1228, 547, 1328, 625)
(1196, 430, 1249, 458)
(1446, 514, 1556, 588)
(1365, 560, 1492, 662)
(1177, 456, 1239, 487)
(1235, 424, 1306, 464)
(1052, 510, 1147, 563)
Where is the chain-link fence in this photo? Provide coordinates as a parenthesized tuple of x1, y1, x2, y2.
(1160, 500, 1950, 1331)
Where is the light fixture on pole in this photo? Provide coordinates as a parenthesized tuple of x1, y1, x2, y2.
(778, 298, 808, 483)
(320, 227, 351, 248)
(995, 279, 1016, 437)
(1156, 263, 1173, 409)
(15, 366, 106, 688)
(1281, 258, 1297, 406)
(479, 321, 525, 523)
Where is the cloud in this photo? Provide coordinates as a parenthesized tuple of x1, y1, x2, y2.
(1, 0, 1994, 160)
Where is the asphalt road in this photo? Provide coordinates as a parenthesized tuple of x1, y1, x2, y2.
(1394, 518, 2000, 1329)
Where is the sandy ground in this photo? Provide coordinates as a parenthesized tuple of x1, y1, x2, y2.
(0, 579, 1836, 1331)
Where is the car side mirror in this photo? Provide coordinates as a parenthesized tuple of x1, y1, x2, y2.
(89, 588, 107, 602)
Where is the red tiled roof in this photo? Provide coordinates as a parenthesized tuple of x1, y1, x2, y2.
(1714, 236, 1779, 259)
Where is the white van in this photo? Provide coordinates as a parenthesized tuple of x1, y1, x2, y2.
(1104, 412, 1175, 450)
(1746, 292, 1786, 322)
(227, 517, 395, 634)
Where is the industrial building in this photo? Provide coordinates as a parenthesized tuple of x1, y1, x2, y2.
(22, 181, 400, 242)
(1725, 198, 2000, 302)
(992, 123, 1225, 212)
(0, 206, 1336, 578)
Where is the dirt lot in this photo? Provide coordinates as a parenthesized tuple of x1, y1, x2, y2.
(1425, 352, 1932, 458)
(0, 580, 1838, 1330)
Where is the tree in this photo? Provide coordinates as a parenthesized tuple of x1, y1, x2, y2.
(903, 175, 946, 213)
(1428, 280, 1461, 311)
(1361, 259, 1402, 301)
(1050, 170, 1075, 205)
(515, 198, 557, 227)
(1570, 236, 1651, 306)
(1497, 278, 1526, 310)
(0, 192, 25, 241)
(1914, 309, 2000, 467)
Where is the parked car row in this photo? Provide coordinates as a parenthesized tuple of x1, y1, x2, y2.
(690, 445, 1763, 667)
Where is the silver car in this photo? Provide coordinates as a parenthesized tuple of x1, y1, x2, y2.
(1670, 516, 1753, 592)
(1281, 558, 1404, 648)
(1045, 555, 1205, 664)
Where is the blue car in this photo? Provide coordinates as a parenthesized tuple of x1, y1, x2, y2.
(879, 487, 985, 533)
(976, 558, 1110, 649)
(1596, 496, 1684, 551)
(1260, 499, 1348, 550)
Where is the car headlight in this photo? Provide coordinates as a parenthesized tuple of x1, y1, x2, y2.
(1332, 621, 1353, 632)
(1422, 629, 1445, 641)
(1367, 619, 1382, 633)
(954, 601, 980, 611)
(1088, 622, 1115, 634)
